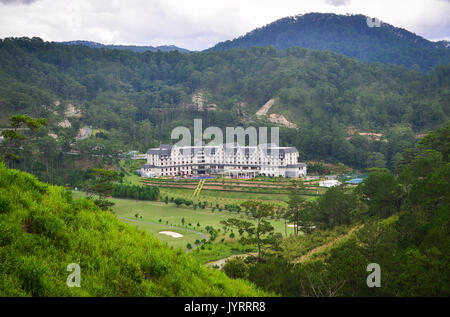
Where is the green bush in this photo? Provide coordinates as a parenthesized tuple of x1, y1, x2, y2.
(223, 257, 249, 279)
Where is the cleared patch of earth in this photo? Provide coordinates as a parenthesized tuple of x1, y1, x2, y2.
(65, 103, 82, 118)
(268, 113, 298, 128)
(255, 98, 297, 128)
(58, 119, 71, 128)
(256, 98, 275, 116)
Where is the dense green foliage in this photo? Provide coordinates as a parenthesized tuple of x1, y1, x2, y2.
(306, 162, 331, 175)
(222, 124, 450, 296)
(112, 183, 159, 201)
(212, 13, 450, 71)
(0, 162, 267, 296)
(303, 186, 358, 229)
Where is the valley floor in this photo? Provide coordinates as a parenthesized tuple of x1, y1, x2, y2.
(70, 191, 295, 263)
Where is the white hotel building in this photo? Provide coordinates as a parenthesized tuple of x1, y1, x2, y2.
(140, 143, 307, 178)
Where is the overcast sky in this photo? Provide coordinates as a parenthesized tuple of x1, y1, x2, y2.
(0, 0, 449, 51)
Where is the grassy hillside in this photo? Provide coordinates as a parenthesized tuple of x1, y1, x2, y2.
(0, 163, 267, 296)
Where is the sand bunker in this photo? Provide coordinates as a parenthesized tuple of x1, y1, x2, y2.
(159, 231, 183, 238)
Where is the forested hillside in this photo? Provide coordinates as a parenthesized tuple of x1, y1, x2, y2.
(0, 37, 448, 184)
(0, 162, 266, 296)
(212, 13, 450, 71)
(221, 123, 450, 297)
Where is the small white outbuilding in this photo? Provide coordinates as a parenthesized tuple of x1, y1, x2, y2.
(319, 179, 342, 187)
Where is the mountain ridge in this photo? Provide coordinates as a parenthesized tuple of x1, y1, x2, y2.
(210, 13, 450, 70)
(60, 40, 191, 54)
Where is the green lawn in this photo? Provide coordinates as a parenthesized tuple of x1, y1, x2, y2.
(71, 191, 296, 258)
(72, 191, 205, 250)
(109, 197, 293, 236)
(122, 173, 143, 185)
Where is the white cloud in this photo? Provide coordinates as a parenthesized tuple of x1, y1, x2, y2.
(0, 0, 448, 50)
(325, 0, 351, 6)
(0, 0, 39, 4)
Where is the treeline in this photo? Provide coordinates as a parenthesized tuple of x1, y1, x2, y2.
(222, 123, 450, 296)
(112, 184, 159, 201)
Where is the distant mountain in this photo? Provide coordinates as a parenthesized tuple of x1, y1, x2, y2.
(60, 40, 191, 54)
(211, 13, 450, 71)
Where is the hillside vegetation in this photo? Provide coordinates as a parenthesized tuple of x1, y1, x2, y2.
(0, 162, 267, 296)
(0, 37, 448, 184)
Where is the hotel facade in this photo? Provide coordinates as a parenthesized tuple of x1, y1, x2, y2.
(140, 143, 307, 178)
